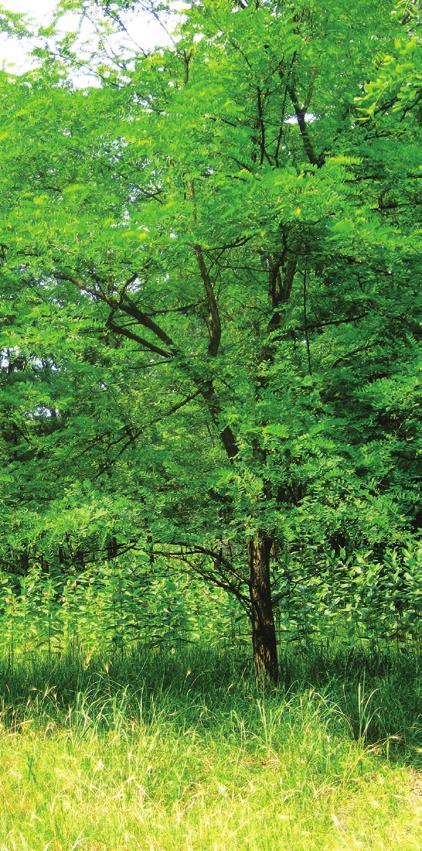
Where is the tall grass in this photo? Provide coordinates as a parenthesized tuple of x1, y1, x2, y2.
(0, 645, 420, 849)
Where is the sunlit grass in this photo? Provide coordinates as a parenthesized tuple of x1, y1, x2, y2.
(0, 646, 420, 850)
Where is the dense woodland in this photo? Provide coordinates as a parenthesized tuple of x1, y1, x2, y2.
(0, 0, 420, 681)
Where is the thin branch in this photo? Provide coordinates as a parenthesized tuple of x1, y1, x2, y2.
(287, 84, 324, 167)
(144, 301, 202, 317)
(303, 311, 369, 331)
(303, 261, 312, 375)
(107, 317, 172, 358)
(331, 341, 376, 368)
(55, 269, 178, 353)
(256, 86, 272, 165)
(194, 244, 221, 357)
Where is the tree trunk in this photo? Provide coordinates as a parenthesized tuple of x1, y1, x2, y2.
(248, 531, 278, 683)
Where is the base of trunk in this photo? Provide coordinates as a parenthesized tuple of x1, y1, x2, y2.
(249, 532, 278, 683)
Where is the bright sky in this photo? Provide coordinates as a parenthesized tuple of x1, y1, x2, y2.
(0, 0, 177, 78)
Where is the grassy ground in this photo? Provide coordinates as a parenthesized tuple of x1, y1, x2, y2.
(0, 646, 420, 850)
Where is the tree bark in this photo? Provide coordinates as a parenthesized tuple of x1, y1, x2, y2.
(248, 531, 278, 683)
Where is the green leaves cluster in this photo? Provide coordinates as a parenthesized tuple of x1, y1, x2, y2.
(0, 0, 420, 660)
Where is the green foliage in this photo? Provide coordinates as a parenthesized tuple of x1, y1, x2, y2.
(0, 0, 420, 667)
(0, 558, 241, 661)
(0, 4, 29, 38)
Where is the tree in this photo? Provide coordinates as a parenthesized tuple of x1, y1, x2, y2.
(0, 0, 420, 679)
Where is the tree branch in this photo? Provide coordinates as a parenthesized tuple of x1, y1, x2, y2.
(107, 316, 172, 358)
(287, 84, 324, 167)
(194, 244, 221, 357)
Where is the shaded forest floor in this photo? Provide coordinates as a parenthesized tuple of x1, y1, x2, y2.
(0, 646, 420, 850)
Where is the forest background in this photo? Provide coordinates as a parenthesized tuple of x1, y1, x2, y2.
(0, 2, 420, 846)
(0, 0, 420, 674)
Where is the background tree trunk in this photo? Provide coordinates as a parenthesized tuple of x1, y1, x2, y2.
(249, 532, 278, 682)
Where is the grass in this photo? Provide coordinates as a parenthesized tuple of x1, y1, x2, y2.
(0, 645, 420, 850)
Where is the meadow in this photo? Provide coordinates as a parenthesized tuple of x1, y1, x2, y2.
(0, 646, 420, 850)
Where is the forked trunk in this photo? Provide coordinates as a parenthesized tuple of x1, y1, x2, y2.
(248, 531, 278, 683)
